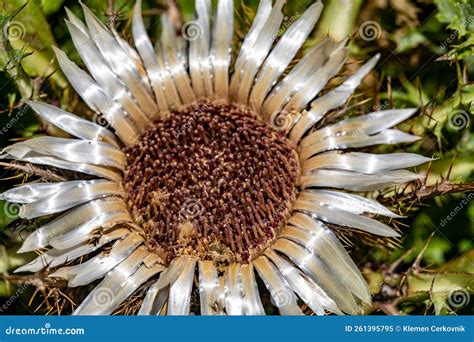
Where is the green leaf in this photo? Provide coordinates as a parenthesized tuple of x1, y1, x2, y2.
(395, 29, 428, 54)
(1, 0, 68, 93)
(40, 0, 64, 16)
(434, 0, 474, 37)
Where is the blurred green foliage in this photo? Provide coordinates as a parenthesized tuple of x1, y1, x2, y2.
(0, 0, 472, 315)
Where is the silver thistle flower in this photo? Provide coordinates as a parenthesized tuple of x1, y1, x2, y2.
(0, 0, 432, 315)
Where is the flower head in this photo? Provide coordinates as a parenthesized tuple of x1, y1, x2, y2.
(0, 0, 431, 315)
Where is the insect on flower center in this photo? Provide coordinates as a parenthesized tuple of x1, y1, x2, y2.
(123, 101, 300, 265)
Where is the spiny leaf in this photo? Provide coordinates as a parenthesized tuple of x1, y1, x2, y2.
(434, 0, 474, 37)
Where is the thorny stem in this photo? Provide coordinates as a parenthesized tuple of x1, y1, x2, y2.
(0, 162, 67, 182)
(411, 233, 434, 274)
(380, 179, 474, 206)
(375, 302, 404, 315)
(0, 273, 67, 289)
(362, 236, 473, 315)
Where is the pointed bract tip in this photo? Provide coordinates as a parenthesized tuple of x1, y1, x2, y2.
(13, 264, 30, 273)
(65, 19, 82, 35)
(381, 229, 402, 238)
(51, 45, 62, 55)
(16, 245, 30, 254)
(64, 7, 75, 18)
(405, 107, 418, 116)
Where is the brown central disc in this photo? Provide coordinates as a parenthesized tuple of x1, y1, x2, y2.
(124, 100, 300, 265)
